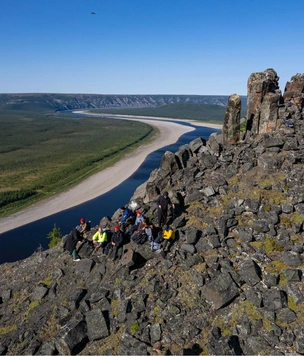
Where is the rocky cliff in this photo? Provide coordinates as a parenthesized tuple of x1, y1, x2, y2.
(1, 69, 304, 355)
(0, 93, 235, 111)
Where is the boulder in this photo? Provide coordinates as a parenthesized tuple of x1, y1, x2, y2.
(55, 314, 88, 355)
(85, 309, 109, 341)
(201, 272, 239, 310)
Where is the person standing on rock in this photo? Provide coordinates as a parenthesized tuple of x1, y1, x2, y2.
(157, 191, 174, 227)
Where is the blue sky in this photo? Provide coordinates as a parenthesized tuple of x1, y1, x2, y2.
(1, 0, 303, 95)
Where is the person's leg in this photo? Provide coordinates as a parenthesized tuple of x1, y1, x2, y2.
(162, 240, 169, 251)
(113, 246, 118, 260)
(100, 241, 111, 253)
(162, 210, 168, 225)
(158, 208, 163, 227)
(104, 243, 111, 255)
(72, 250, 80, 260)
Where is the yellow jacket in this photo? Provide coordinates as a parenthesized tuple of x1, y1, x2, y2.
(92, 230, 108, 243)
(163, 228, 175, 240)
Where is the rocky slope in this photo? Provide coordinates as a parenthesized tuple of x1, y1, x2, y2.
(1, 69, 304, 355)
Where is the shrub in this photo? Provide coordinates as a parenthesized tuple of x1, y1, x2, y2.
(47, 223, 62, 248)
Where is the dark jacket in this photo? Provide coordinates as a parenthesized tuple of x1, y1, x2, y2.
(157, 195, 172, 211)
(111, 230, 124, 247)
(64, 228, 81, 252)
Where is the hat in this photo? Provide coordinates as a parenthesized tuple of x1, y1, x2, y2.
(80, 218, 85, 223)
(120, 206, 126, 210)
(163, 191, 168, 197)
(114, 225, 120, 230)
(136, 210, 141, 216)
(163, 224, 168, 230)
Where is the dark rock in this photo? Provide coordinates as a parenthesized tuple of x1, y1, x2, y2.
(184, 226, 200, 244)
(131, 294, 147, 313)
(238, 230, 253, 243)
(238, 259, 262, 286)
(160, 151, 181, 173)
(279, 251, 302, 266)
(86, 309, 109, 341)
(150, 323, 162, 344)
(208, 335, 242, 355)
(247, 68, 280, 135)
(75, 258, 95, 277)
(181, 243, 196, 254)
(189, 137, 206, 153)
(31, 284, 49, 301)
(263, 289, 288, 310)
(208, 235, 221, 248)
(201, 272, 239, 310)
(171, 215, 186, 229)
(39, 342, 57, 355)
(282, 268, 301, 282)
(276, 308, 297, 324)
(68, 288, 87, 309)
(121, 249, 138, 267)
(118, 332, 147, 355)
(222, 94, 241, 144)
(55, 314, 88, 355)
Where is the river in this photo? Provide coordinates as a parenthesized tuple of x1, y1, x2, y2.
(0, 122, 218, 264)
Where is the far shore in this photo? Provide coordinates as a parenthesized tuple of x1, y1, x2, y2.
(0, 113, 222, 234)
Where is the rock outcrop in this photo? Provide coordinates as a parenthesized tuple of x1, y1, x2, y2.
(222, 93, 241, 144)
(223, 68, 304, 141)
(1, 70, 304, 355)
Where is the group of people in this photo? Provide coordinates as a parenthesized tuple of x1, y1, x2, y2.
(63, 191, 176, 262)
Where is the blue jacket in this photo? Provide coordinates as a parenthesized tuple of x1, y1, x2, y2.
(121, 208, 134, 223)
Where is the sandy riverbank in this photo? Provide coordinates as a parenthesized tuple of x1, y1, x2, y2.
(0, 114, 222, 234)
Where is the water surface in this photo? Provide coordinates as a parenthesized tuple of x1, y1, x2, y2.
(0, 123, 218, 264)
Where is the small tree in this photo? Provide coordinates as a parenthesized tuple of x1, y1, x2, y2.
(47, 223, 62, 248)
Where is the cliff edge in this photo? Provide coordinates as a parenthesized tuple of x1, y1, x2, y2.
(1, 69, 304, 355)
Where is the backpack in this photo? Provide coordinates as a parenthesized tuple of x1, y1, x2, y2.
(132, 230, 147, 245)
(86, 221, 91, 231)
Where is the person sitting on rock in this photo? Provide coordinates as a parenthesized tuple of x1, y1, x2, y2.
(79, 217, 90, 238)
(63, 227, 82, 261)
(92, 225, 109, 252)
(129, 210, 145, 236)
(104, 225, 124, 261)
(161, 224, 175, 252)
(119, 206, 135, 231)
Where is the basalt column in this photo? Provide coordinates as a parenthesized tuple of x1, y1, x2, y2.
(222, 94, 241, 144)
(246, 68, 281, 135)
(282, 73, 304, 124)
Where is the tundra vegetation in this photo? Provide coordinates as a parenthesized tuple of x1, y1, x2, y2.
(90, 102, 247, 123)
(0, 110, 156, 217)
(0, 101, 231, 217)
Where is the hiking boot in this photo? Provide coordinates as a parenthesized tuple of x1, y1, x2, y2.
(73, 259, 81, 262)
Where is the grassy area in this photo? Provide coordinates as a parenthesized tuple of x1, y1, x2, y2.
(0, 110, 157, 216)
(90, 103, 247, 123)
